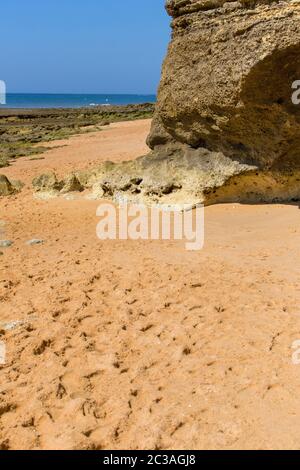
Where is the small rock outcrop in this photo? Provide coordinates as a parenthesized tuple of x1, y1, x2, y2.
(32, 172, 63, 193)
(32, 172, 84, 198)
(0, 175, 22, 196)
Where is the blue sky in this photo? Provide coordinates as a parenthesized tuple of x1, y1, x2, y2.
(1, 0, 170, 94)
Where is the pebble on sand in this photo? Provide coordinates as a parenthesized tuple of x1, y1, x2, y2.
(1, 320, 25, 331)
(0, 240, 13, 248)
(26, 239, 44, 246)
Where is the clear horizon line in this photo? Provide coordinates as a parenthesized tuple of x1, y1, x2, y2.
(7, 92, 157, 96)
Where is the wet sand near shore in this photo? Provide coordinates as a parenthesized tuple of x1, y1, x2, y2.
(1, 119, 300, 450)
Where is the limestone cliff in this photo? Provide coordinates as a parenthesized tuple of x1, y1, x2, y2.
(150, 0, 300, 165)
(144, 0, 300, 204)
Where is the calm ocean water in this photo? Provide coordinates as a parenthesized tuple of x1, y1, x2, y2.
(3, 93, 156, 109)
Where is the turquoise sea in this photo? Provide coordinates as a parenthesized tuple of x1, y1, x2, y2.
(2, 93, 156, 109)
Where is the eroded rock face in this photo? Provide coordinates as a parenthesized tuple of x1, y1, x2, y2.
(145, 0, 300, 204)
(31, 1, 300, 206)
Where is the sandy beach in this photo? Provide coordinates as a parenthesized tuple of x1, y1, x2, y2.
(1, 119, 300, 450)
